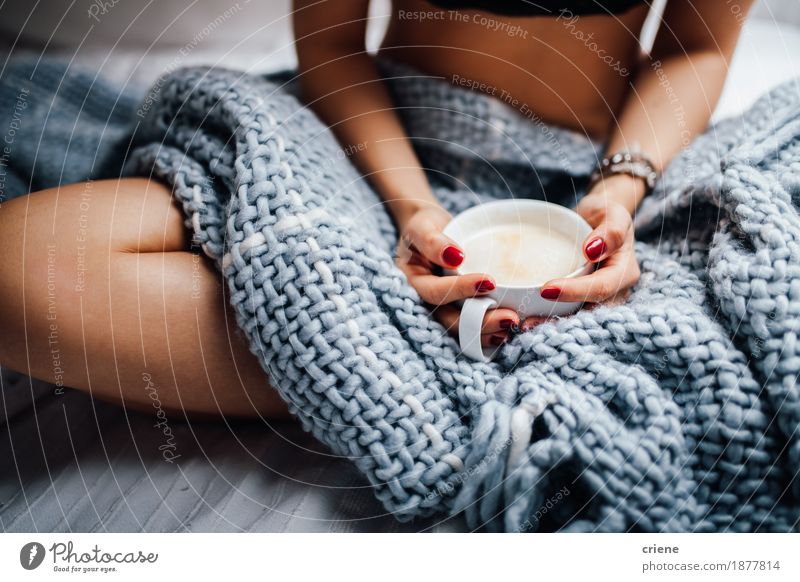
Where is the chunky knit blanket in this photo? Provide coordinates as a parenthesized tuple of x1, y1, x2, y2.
(2, 59, 799, 532)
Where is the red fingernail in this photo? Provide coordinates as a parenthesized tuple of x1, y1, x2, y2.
(443, 245, 464, 267)
(541, 287, 561, 300)
(499, 318, 515, 330)
(585, 237, 607, 261)
(475, 279, 496, 293)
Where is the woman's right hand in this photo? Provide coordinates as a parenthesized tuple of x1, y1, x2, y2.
(396, 205, 521, 349)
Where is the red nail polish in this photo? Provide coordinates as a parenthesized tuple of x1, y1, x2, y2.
(443, 245, 464, 267)
(499, 318, 515, 330)
(475, 279, 496, 293)
(585, 238, 607, 261)
(541, 287, 561, 300)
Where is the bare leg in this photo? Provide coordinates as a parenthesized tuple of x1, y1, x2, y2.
(0, 178, 289, 419)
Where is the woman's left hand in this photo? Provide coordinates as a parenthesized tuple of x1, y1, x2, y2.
(522, 190, 641, 330)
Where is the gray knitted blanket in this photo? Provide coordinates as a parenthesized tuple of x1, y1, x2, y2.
(2, 59, 799, 531)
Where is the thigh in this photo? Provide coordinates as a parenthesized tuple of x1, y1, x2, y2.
(0, 178, 288, 419)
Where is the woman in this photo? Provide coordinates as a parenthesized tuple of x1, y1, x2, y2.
(0, 0, 751, 418)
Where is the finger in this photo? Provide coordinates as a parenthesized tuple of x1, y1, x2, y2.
(542, 259, 639, 304)
(582, 204, 632, 263)
(481, 308, 519, 334)
(403, 214, 465, 269)
(409, 272, 497, 306)
(433, 304, 460, 336)
(433, 305, 517, 345)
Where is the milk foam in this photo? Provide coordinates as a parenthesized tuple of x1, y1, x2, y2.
(460, 223, 584, 285)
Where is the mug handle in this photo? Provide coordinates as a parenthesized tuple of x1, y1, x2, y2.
(459, 296, 499, 362)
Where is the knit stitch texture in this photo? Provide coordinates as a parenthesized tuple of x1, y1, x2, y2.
(2, 59, 799, 531)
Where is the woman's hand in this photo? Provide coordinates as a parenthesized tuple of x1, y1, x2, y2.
(524, 180, 641, 329)
(396, 204, 521, 348)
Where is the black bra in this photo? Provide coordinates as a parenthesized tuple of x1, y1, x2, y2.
(425, 0, 645, 17)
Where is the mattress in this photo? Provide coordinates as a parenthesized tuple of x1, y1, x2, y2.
(2, 4, 800, 533)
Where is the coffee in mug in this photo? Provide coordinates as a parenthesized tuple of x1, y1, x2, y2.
(443, 199, 593, 361)
(458, 223, 585, 287)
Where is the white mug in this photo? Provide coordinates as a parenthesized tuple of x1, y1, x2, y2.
(443, 199, 593, 361)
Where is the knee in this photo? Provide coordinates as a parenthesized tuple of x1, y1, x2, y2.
(0, 182, 109, 379)
(0, 184, 101, 364)
(0, 194, 36, 365)
(0, 178, 184, 277)
(0, 193, 28, 312)
(0, 178, 186, 364)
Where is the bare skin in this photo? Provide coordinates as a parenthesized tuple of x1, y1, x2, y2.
(0, 179, 288, 419)
(294, 0, 752, 347)
(382, 0, 650, 138)
(0, 0, 752, 418)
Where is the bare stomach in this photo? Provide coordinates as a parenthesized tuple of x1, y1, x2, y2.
(380, 0, 650, 138)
